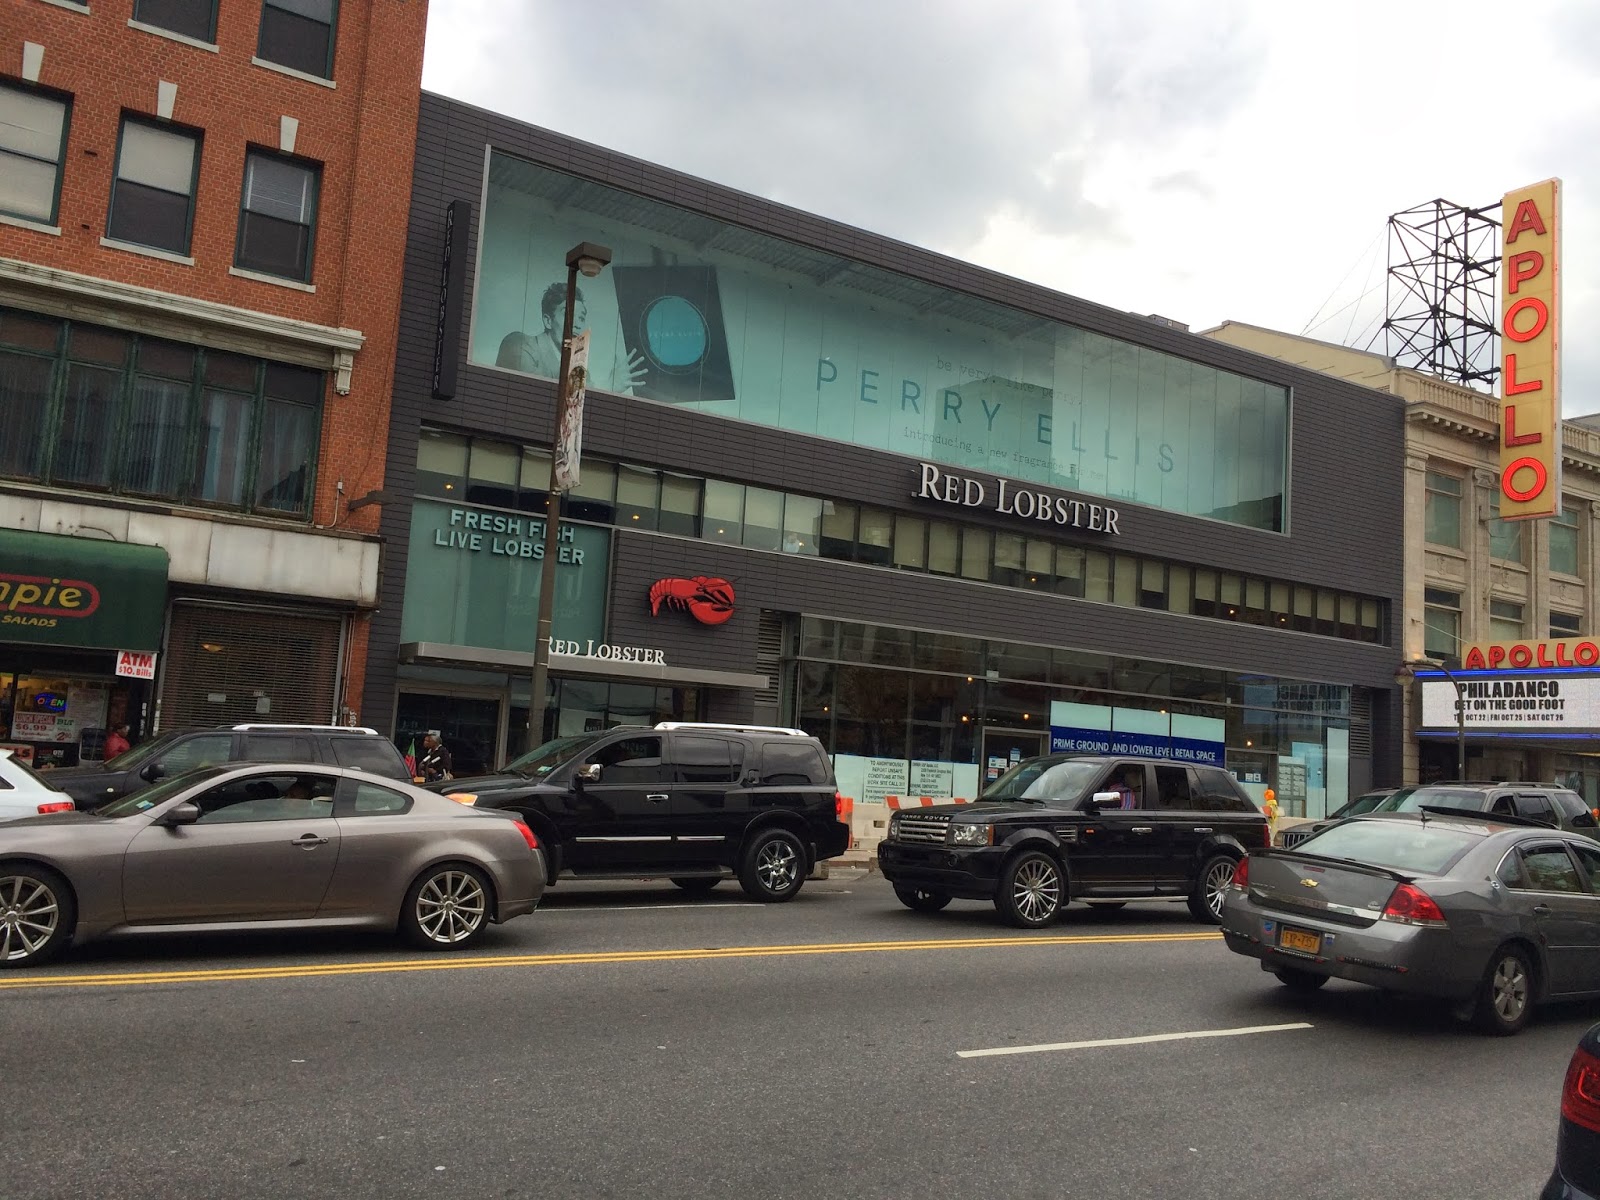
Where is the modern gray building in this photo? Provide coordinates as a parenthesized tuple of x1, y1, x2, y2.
(364, 91, 1406, 840)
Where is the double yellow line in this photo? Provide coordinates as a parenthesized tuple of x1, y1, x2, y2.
(0, 930, 1221, 991)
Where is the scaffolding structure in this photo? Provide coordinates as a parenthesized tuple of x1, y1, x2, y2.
(1375, 199, 1501, 390)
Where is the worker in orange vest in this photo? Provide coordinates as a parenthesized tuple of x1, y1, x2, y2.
(1262, 787, 1280, 838)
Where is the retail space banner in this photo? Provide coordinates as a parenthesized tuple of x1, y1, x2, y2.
(1048, 702, 1225, 766)
(0, 529, 168, 651)
(1420, 675, 1599, 730)
(400, 500, 611, 653)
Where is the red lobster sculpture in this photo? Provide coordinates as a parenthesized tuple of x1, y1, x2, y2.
(648, 576, 736, 626)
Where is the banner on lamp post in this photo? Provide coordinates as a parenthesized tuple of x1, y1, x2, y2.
(552, 330, 590, 494)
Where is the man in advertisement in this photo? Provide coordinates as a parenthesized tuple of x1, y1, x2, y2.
(495, 281, 648, 395)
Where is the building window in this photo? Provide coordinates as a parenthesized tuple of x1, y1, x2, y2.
(236, 150, 320, 281)
(1488, 494, 1526, 564)
(1424, 470, 1462, 548)
(133, 0, 218, 41)
(257, 0, 338, 79)
(1489, 599, 1524, 642)
(0, 307, 322, 517)
(1551, 611, 1582, 639)
(1424, 587, 1461, 662)
(1550, 503, 1582, 576)
(0, 83, 71, 226)
(108, 117, 200, 255)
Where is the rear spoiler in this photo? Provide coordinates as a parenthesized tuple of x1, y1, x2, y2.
(1251, 846, 1413, 885)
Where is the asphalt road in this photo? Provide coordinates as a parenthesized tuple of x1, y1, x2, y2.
(1, 870, 1591, 1200)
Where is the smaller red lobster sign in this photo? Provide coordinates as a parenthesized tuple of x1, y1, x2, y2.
(649, 576, 736, 626)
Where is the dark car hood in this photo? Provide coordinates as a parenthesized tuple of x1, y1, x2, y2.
(914, 799, 1077, 819)
(425, 772, 556, 795)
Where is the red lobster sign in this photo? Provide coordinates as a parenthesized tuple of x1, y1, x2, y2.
(648, 576, 735, 626)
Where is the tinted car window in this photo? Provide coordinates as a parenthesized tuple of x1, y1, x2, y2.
(1294, 820, 1480, 874)
(759, 741, 828, 786)
(1553, 791, 1595, 826)
(675, 736, 742, 784)
(243, 734, 314, 762)
(1571, 842, 1600, 889)
(329, 736, 408, 777)
(158, 734, 233, 774)
(1519, 845, 1585, 893)
(1194, 767, 1253, 813)
(193, 772, 337, 823)
(590, 737, 669, 786)
(1515, 793, 1557, 825)
(341, 780, 413, 816)
(1152, 765, 1193, 810)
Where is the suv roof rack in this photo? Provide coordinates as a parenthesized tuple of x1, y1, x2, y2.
(1413, 804, 1549, 829)
(653, 722, 809, 737)
(229, 724, 382, 735)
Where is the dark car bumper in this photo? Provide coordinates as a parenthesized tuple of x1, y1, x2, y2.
(1542, 1119, 1600, 1199)
(813, 819, 851, 863)
(878, 841, 1005, 900)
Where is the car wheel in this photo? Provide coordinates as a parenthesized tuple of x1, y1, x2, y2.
(1188, 854, 1238, 924)
(0, 865, 74, 969)
(401, 864, 492, 951)
(1087, 901, 1127, 912)
(671, 877, 721, 894)
(738, 829, 807, 902)
(893, 885, 951, 913)
(1473, 944, 1534, 1035)
(995, 850, 1065, 929)
(1274, 967, 1329, 993)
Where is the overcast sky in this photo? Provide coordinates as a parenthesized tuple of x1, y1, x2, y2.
(423, 0, 1600, 412)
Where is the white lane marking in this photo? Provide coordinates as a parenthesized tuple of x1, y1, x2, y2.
(957, 1021, 1314, 1059)
(542, 903, 763, 912)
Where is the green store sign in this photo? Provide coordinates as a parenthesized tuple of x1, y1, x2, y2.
(400, 500, 610, 652)
(0, 529, 168, 652)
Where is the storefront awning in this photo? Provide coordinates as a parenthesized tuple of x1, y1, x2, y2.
(0, 529, 169, 652)
(399, 641, 770, 691)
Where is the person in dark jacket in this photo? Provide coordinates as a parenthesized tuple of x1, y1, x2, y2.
(419, 731, 453, 782)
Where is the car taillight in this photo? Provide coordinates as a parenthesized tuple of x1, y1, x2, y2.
(36, 801, 74, 814)
(1380, 883, 1447, 927)
(835, 792, 845, 817)
(514, 821, 539, 851)
(1562, 1045, 1600, 1133)
(1231, 856, 1250, 890)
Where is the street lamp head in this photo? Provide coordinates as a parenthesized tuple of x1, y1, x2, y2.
(567, 241, 613, 278)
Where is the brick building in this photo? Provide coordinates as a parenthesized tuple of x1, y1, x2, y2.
(0, 0, 426, 767)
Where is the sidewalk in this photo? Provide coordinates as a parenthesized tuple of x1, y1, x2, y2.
(811, 848, 879, 880)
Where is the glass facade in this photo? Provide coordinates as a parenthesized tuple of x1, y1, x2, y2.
(416, 428, 1386, 645)
(471, 151, 1291, 532)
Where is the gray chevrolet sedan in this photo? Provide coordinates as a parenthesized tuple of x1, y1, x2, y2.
(0, 763, 545, 968)
(1221, 810, 1600, 1034)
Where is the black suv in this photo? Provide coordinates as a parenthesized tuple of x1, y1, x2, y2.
(51, 724, 412, 811)
(433, 722, 850, 901)
(877, 753, 1269, 928)
(1373, 782, 1599, 838)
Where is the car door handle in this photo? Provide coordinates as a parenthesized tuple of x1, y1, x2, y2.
(1533, 903, 1552, 916)
(1131, 826, 1154, 835)
(646, 793, 669, 803)
(293, 833, 330, 848)
(1193, 827, 1214, 834)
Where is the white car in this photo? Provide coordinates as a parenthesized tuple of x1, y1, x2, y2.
(0, 750, 75, 821)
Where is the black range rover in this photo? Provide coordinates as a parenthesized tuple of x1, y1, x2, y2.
(878, 754, 1269, 928)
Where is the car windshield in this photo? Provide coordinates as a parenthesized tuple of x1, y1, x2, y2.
(1292, 819, 1480, 875)
(981, 759, 1102, 803)
(101, 735, 173, 772)
(1387, 786, 1489, 813)
(504, 733, 604, 778)
(1370, 786, 1420, 812)
(95, 767, 228, 817)
(1331, 792, 1389, 819)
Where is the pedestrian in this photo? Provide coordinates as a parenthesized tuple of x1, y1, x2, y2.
(104, 723, 132, 760)
(1262, 787, 1280, 837)
(419, 731, 454, 783)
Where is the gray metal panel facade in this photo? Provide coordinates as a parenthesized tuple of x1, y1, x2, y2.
(369, 91, 1407, 783)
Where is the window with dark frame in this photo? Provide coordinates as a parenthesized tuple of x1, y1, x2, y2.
(1551, 610, 1582, 639)
(107, 116, 200, 255)
(1550, 503, 1582, 576)
(132, 0, 218, 42)
(257, 0, 338, 79)
(0, 82, 70, 226)
(236, 150, 320, 281)
(1424, 587, 1462, 662)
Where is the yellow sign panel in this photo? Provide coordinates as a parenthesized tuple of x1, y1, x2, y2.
(1498, 178, 1561, 520)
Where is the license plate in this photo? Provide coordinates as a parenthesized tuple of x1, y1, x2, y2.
(1279, 926, 1322, 955)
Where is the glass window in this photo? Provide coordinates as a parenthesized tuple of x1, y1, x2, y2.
(1084, 550, 1111, 602)
(927, 520, 959, 575)
(242, 734, 313, 761)
(658, 473, 701, 537)
(857, 506, 893, 565)
(1138, 559, 1166, 610)
(55, 362, 122, 488)
(1424, 587, 1461, 662)
(1551, 503, 1582, 576)
(193, 772, 337, 822)
(257, 0, 338, 79)
(1488, 494, 1526, 564)
(819, 500, 856, 559)
(1269, 581, 1291, 629)
(702, 479, 743, 545)
(1489, 599, 1524, 642)
(123, 342, 194, 497)
(1551, 610, 1582, 639)
(892, 515, 926, 569)
(108, 118, 200, 255)
(1315, 589, 1337, 637)
(1360, 598, 1382, 644)
(992, 533, 1025, 586)
(156, 733, 234, 775)
(1219, 573, 1242, 620)
(0, 83, 70, 226)
(673, 735, 741, 785)
(759, 741, 828, 786)
(1424, 470, 1462, 548)
(256, 388, 318, 513)
(960, 527, 990, 581)
(742, 486, 783, 551)
(329, 737, 405, 775)
(1053, 546, 1085, 597)
(1518, 846, 1584, 893)
(236, 151, 320, 281)
(416, 429, 467, 498)
(465, 440, 518, 509)
(1111, 555, 1137, 606)
(782, 494, 822, 555)
(133, 0, 218, 41)
(1291, 585, 1314, 633)
(566, 458, 616, 522)
(1167, 564, 1192, 614)
(616, 465, 660, 529)
(586, 735, 667, 786)
(344, 780, 412, 815)
(1337, 593, 1360, 640)
(194, 385, 252, 506)
(1244, 577, 1269, 625)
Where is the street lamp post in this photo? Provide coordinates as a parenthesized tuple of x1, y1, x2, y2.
(526, 241, 612, 751)
(1396, 656, 1467, 781)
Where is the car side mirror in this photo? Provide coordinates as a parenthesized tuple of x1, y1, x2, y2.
(140, 762, 165, 783)
(162, 801, 201, 826)
(1084, 791, 1121, 813)
(575, 763, 602, 785)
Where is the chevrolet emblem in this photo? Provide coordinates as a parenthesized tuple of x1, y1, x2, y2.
(1299, 878, 1320, 888)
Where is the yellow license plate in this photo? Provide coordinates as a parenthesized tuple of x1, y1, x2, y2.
(1279, 927, 1321, 955)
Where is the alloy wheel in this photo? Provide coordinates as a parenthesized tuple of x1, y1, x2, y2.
(0, 874, 60, 963)
(757, 839, 799, 893)
(1491, 955, 1528, 1023)
(415, 871, 487, 945)
(1012, 858, 1061, 923)
(1204, 859, 1237, 919)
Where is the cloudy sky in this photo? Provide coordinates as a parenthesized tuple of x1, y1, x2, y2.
(423, 0, 1600, 411)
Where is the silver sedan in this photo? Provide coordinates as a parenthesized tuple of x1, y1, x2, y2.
(0, 763, 545, 968)
(1221, 811, 1600, 1034)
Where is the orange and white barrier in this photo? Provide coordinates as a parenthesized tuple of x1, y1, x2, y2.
(884, 795, 974, 809)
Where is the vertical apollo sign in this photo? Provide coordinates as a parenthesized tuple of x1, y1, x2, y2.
(1499, 179, 1562, 520)
(552, 330, 590, 494)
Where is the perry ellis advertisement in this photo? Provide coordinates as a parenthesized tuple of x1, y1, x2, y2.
(471, 151, 1290, 532)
